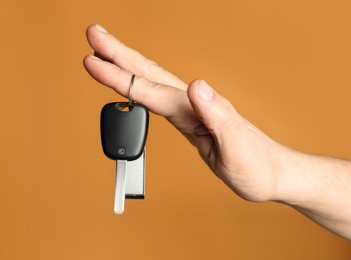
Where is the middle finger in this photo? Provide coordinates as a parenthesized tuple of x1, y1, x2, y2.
(84, 55, 197, 124)
(86, 24, 187, 90)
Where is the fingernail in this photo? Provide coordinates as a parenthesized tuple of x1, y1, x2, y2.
(96, 24, 108, 33)
(89, 54, 102, 61)
(198, 80, 214, 102)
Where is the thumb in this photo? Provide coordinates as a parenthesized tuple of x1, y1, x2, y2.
(187, 79, 247, 160)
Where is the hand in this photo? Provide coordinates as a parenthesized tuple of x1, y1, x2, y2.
(84, 24, 351, 240)
(83, 24, 291, 202)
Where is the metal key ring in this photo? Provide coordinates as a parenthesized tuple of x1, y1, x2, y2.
(128, 74, 136, 108)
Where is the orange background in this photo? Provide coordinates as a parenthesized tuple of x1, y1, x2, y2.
(1, 0, 351, 259)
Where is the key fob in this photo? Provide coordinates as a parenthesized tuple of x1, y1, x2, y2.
(101, 102, 149, 161)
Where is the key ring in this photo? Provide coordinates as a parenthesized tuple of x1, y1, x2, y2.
(128, 74, 136, 108)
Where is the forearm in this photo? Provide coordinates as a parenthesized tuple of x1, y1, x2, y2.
(275, 147, 351, 240)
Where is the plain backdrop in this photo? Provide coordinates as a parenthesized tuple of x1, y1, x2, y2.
(1, 0, 351, 259)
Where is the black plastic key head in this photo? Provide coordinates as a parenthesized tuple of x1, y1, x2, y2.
(101, 102, 149, 161)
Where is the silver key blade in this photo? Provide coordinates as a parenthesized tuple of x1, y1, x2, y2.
(115, 160, 127, 214)
(126, 150, 145, 198)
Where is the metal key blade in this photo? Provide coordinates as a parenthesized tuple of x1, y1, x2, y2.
(114, 160, 127, 214)
(126, 150, 146, 199)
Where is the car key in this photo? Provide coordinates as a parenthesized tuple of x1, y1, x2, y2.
(101, 102, 149, 214)
(100, 75, 149, 214)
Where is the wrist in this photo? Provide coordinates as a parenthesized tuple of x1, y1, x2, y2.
(271, 145, 311, 205)
(273, 146, 351, 212)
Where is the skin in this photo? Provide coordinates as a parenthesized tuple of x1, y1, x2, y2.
(84, 24, 351, 240)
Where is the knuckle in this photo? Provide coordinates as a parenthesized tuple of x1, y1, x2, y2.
(111, 39, 124, 61)
(133, 77, 158, 104)
(214, 99, 242, 131)
(142, 58, 164, 76)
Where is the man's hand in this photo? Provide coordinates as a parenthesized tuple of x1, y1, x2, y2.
(83, 24, 287, 202)
(84, 24, 351, 240)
